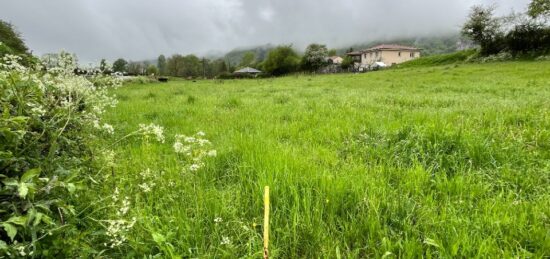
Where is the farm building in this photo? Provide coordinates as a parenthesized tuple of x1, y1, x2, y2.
(327, 56, 343, 64)
(234, 67, 262, 75)
(347, 44, 421, 70)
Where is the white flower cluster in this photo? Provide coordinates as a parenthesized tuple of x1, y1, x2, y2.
(139, 123, 165, 143)
(173, 131, 217, 173)
(137, 168, 156, 193)
(105, 188, 136, 248)
(0, 53, 121, 136)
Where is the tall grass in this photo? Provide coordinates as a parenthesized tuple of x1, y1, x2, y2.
(101, 61, 550, 257)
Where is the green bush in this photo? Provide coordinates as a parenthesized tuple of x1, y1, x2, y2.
(0, 53, 120, 256)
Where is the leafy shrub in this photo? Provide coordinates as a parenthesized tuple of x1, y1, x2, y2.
(478, 52, 514, 63)
(0, 53, 120, 256)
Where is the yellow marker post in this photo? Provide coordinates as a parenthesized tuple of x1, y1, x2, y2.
(263, 186, 270, 259)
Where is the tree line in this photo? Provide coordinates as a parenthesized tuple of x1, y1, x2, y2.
(109, 44, 344, 78)
(461, 0, 550, 56)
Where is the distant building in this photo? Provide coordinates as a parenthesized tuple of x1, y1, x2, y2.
(234, 67, 262, 75)
(347, 44, 421, 70)
(327, 56, 343, 64)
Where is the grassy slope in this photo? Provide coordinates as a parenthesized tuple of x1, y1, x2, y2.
(103, 61, 550, 258)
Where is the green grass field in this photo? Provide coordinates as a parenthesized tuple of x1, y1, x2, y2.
(102, 61, 550, 258)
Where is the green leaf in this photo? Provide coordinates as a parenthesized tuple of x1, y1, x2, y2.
(7, 215, 27, 226)
(2, 178, 18, 186)
(21, 168, 41, 182)
(18, 182, 28, 198)
(33, 212, 44, 227)
(424, 238, 440, 248)
(1, 223, 17, 241)
(152, 232, 166, 244)
(0, 240, 8, 251)
(66, 183, 76, 193)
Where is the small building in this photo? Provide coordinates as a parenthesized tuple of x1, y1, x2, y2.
(234, 67, 262, 75)
(347, 44, 421, 70)
(327, 56, 343, 64)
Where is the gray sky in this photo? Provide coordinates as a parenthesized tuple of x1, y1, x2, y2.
(1, 0, 530, 64)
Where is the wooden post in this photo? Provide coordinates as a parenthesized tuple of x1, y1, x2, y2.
(263, 186, 270, 259)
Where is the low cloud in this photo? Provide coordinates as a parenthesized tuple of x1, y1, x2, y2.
(1, 0, 530, 63)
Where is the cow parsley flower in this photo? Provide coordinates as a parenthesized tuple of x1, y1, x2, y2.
(207, 150, 217, 157)
(220, 236, 231, 245)
(102, 123, 114, 134)
(139, 123, 165, 143)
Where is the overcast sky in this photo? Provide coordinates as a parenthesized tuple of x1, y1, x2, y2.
(1, 0, 530, 64)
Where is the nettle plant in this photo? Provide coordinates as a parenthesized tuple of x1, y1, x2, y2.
(0, 53, 120, 256)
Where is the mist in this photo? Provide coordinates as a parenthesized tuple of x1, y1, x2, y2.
(0, 0, 530, 63)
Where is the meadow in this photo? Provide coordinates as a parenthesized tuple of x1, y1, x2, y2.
(102, 61, 550, 258)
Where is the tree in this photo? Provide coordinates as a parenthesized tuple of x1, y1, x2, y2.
(157, 55, 167, 76)
(528, 0, 550, 18)
(127, 61, 145, 75)
(112, 58, 128, 73)
(461, 5, 504, 55)
(301, 44, 329, 72)
(146, 64, 159, 76)
(99, 59, 112, 74)
(340, 56, 354, 70)
(239, 52, 256, 67)
(166, 54, 184, 76)
(328, 49, 337, 56)
(0, 20, 29, 55)
(262, 45, 300, 76)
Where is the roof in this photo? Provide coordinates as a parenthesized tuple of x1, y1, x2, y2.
(346, 44, 421, 55)
(364, 44, 421, 52)
(234, 67, 262, 73)
(346, 51, 362, 56)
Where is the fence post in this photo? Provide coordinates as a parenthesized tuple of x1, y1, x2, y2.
(263, 186, 270, 259)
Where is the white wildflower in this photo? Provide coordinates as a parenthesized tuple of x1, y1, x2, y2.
(140, 168, 152, 178)
(207, 150, 217, 157)
(173, 141, 184, 153)
(102, 150, 116, 168)
(184, 136, 196, 143)
(214, 217, 223, 224)
(139, 123, 165, 143)
(220, 236, 231, 245)
(196, 131, 206, 137)
(189, 164, 201, 172)
(118, 197, 131, 216)
(102, 123, 114, 134)
(138, 183, 152, 193)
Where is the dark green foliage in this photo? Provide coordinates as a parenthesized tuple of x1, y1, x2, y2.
(261, 45, 300, 76)
(0, 20, 29, 56)
(505, 23, 550, 55)
(528, 0, 550, 18)
(461, 2, 550, 56)
(113, 58, 128, 73)
(157, 55, 167, 76)
(461, 5, 504, 55)
(340, 55, 354, 69)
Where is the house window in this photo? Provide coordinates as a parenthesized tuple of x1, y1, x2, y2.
(410, 52, 415, 58)
(398, 52, 401, 57)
